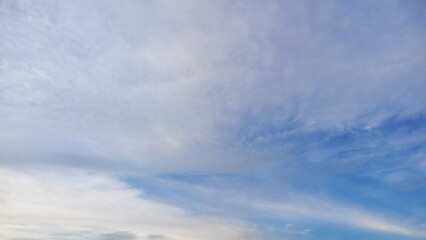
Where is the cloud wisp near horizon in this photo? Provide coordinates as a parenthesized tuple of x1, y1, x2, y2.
(1, 0, 426, 239)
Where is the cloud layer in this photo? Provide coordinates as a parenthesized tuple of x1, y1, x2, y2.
(0, 168, 258, 240)
(1, 0, 425, 173)
(1, 0, 425, 239)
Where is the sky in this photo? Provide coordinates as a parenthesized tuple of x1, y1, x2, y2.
(1, 0, 426, 239)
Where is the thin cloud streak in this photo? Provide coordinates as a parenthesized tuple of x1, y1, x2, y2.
(249, 197, 424, 237)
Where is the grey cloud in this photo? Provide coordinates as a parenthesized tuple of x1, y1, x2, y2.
(100, 231, 138, 240)
(10, 238, 38, 240)
(146, 234, 170, 240)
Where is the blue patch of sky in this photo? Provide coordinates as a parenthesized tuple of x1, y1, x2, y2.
(122, 112, 426, 234)
(121, 173, 250, 214)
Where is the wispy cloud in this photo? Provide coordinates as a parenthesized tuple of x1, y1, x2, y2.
(249, 195, 425, 237)
(1, 0, 425, 173)
(121, 172, 426, 238)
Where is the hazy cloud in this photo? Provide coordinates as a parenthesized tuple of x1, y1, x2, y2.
(100, 231, 138, 240)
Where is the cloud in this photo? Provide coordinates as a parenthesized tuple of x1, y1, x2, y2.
(0, 167, 259, 240)
(145, 235, 170, 240)
(1, 1, 425, 239)
(247, 195, 425, 237)
(283, 223, 310, 235)
(100, 231, 138, 240)
(1, 0, 425, 173)
(120, 172, 426, 238)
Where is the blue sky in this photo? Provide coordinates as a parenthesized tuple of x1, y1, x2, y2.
(1, 0, 426, 239)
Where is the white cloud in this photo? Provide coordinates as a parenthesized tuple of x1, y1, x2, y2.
(0, 167, 259, 240)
